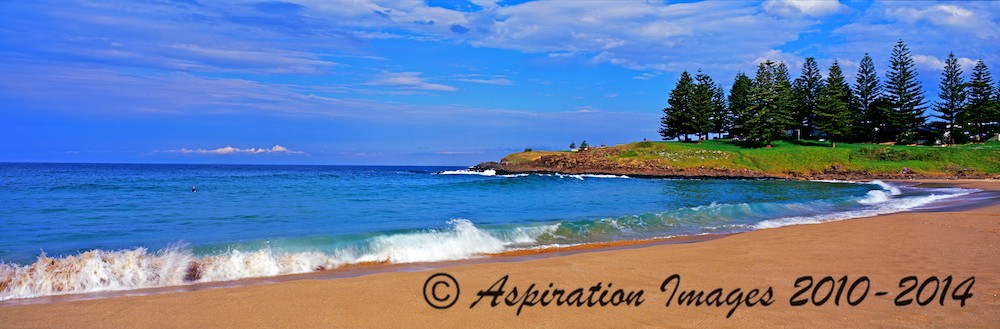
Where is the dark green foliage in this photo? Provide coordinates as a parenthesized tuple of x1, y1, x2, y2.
(691, 70, 721, 141)
(728, 72, 754, 138)
(690, 70, 714, 140)
(654, 40, 992, 147)
(569, 142, 576, 149)
(815, 61, 853, 147)
(660, 70, 725, 142)
(745, 61, 795, 147)
(660, 71, 695, 141)
(934, 52, 967, 145)
(885, 40, 928, 143)
(965, 60, 997, 141)
(580, 140, 589, 149)
(793, 57, 824, 138)
(774, 62, 796, 131)
(710, 84, 730, 139)
(854, 53, 883, 142)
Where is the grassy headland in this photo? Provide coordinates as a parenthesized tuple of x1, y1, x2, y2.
(486, 140, 1000, 180)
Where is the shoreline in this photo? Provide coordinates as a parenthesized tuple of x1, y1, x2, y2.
(0, 179, 994, 307)
(1, 179, 998, 327)
(473, 165, 999, 181)
(476, 140, 1000, 181)
(0, 230, 732, 307)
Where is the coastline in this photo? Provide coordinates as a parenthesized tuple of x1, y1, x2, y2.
(475, 141, 1000, 181)
(1, 179, 998, 328)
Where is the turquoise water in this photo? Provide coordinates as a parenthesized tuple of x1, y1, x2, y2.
(0, 163, 978, 300)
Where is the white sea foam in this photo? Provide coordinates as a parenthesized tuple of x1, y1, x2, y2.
(353, 219, 506, 263)
(868, 179, 902, 195)
(858, 190, 892, 205)
(0, 247, 194, 301)
(549, 173, 629, 180)
(440, 171, 628, 179)
(810, 179, 860, 184)
(0, 180, 976, 302)
(438, 169, 496, 176)
(754, 189, 975, 229)
(0, 219, 557, 301)
(437, 169, 527, 178)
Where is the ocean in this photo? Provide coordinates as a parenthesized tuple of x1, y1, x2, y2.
(0, 163, 980, 301)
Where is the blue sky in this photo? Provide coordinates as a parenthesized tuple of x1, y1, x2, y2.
(1, 0, 998, 165)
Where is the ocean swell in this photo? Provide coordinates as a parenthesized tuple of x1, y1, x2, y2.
(0, 181, 978, 302)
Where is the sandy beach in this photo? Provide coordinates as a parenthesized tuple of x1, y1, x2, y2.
(2, 180, 998, 328)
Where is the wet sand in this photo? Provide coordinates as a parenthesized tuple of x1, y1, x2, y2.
(1, 180, 998, 328)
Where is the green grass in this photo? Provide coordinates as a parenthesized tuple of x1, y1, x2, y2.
(509, 140, 1000, 176)
(502, 150, 570, 165)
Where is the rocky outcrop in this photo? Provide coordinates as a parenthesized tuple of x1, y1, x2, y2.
(472, 148, 994, 181)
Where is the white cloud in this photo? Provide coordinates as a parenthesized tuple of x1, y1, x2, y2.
(763, 0, 846, 17)
(0, 1, 346, 75)
(158, 145, 305, 155)
(912, 54, 945, 72)
(633, 73, 657, 80)
(881, 3, 1000, 38)
(368, 72, 457, 91)
(452, 75, 513, 85)
(752, 49, 803, 70)
(913, 54, 980, 72)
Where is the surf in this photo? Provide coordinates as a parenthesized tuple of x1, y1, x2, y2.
(0, 180, 978, 302)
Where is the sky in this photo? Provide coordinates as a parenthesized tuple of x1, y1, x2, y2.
(1, 0, 998, 165)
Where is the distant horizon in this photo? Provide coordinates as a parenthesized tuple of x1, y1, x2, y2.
(2, 1, 998, 165)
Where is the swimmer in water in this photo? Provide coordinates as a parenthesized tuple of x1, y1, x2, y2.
(192, 185, 196, 192)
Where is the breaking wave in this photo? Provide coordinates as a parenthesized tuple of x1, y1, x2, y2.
(0, 181, 977, 301)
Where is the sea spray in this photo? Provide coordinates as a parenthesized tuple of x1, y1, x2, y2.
(0, 164, 982, 301)
(0, 247, 194, 301)
(356, 219, 506, 263)
(755, 187, 977, 229)
(0, 220, 557, 301)
(869, 180, 902, 195)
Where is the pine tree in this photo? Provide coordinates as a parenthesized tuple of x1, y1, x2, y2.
(729, 72, 754, 139)
(569, 141, 576, 149)
(691, 70, 716, 142)
(709, 84, 730, 139)
(793, 57, 824, 138)
(775, 62, 796, 133)
(965, 60, 996, 141)
(660, 71, 695, 141)
(933, 52, 967, 144)
(746, 61, 794, 147)
(884, 40, 928, 143)
(815, 61, 853, 148)
(854, 53, 884, 142)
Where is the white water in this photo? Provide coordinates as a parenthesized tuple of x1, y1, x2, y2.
(0, 219, 557, 301)
(755, 183, 975, 229)
(438, 169, 498, 176)
(0, 181, 978, 302)
(438, 169, 628, 180)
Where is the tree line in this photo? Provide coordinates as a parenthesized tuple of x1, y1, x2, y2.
(659, 40, 1000, 147)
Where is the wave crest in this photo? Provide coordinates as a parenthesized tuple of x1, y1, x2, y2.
(0, 219, 558, 301)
